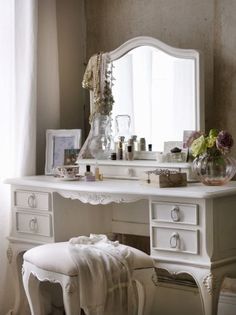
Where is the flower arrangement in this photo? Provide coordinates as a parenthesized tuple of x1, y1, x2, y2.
(187, 129, 234, 158)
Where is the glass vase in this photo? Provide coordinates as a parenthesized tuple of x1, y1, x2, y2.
(88, 113, 113, 160)
(192, 151, 236, 186)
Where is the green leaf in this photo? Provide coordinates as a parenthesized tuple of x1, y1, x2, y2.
(206, 136, 216, 148)
(191, 135, 207, 157)
(209, 129, 218, 138)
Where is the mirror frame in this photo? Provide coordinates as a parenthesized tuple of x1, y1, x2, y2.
(107, 36, 204, 135)
(84, 36, 204, 171)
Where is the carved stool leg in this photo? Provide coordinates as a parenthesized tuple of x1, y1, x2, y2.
(22, 263, 45, 315)
(7, 245, 31, 315)
(133, 268, 156, 315)
(61, 276, 81, 315)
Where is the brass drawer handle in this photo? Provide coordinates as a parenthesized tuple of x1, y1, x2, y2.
(29, 217, 38, 232)
(28, 194, 36, 208)
(171, 206, 180, 222)
(170, 232, 180, 249)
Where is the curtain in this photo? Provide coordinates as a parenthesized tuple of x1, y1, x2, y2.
(0, 0, 37, 313)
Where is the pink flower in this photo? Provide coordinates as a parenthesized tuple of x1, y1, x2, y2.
(184, 131, 203, 148)
(216, 130, 234, 154)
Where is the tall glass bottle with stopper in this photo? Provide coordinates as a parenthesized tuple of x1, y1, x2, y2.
(114, 114, 131, 159)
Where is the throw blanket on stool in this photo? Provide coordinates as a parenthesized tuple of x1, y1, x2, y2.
(68, 234, 136, 315)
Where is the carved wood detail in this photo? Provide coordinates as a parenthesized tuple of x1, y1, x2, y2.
(6, 246, 13, 264)
(58, 190, 141, 205)
(203, 273, 218, 295)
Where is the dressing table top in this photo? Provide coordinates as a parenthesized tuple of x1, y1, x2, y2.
(5, 176, 236, 200)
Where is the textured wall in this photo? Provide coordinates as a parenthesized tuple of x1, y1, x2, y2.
(213, 0, 236, 157)
(85, 0, 214, 132)
(56, 0, 86, 131)
(84, 0, 236, 157)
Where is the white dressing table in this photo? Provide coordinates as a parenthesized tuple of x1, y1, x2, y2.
(6, 175, 236, 315)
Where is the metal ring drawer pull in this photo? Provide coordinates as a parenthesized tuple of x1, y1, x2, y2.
(171, 206, 180, 222)
(28, 194, 36, 208)
(29, 217, 38, 232)
(170, 232, 180, 249)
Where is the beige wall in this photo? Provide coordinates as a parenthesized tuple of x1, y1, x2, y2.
(56, 0, 86, 131)
(37, 0, 86, 174)
(37, 0, 61, 174)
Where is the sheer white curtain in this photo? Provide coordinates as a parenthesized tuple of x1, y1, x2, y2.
(0, 0, 37, 313)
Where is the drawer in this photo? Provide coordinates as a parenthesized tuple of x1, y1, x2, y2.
(15, 211, 52, 237)
(14, 190, 50, 211)
(152, 227, 199, 254)
(151, 202, 198, 225)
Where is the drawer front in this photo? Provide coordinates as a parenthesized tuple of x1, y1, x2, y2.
(152, 227, 198, 255)
(14, 190, 50, 211)
(15, 212, 52, 237)
(151, 202, 198, 225)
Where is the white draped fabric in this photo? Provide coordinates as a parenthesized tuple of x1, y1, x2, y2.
(0, 0, 37, 313)
(69, 234, 135, 315)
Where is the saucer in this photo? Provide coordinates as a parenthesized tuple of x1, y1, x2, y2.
(55, 175, 83, 181)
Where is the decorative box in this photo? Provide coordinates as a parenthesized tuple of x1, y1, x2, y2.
(140, 169, 187, 188)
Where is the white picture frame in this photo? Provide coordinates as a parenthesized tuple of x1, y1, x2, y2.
(45, 129, 82, 175)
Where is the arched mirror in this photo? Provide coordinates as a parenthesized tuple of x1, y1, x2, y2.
(109, 37, 204, 152)
(79, 36, 204, 170)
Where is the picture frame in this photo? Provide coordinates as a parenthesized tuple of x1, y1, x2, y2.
(45, 129, 82, 175)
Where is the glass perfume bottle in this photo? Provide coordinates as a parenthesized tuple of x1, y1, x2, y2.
(115, 115, 131, 139)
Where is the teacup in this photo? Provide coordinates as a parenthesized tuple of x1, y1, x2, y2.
(54, 165, 79, 179)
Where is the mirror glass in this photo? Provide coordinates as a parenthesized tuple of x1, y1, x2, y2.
(109, 41, 201, 152)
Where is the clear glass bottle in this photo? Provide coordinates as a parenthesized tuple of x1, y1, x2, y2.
(115, 114, 131, 139)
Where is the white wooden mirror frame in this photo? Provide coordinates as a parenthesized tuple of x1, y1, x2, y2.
(81, 36, 205, 179)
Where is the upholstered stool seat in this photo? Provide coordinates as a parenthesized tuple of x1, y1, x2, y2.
(22, 241, 155, 315)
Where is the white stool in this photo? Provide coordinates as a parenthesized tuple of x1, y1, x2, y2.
(22, 242, 155, 315)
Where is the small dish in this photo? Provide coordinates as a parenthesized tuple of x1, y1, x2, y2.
(57, 175, 83, 181)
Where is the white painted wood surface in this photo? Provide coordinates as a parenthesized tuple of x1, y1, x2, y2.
(5, 176, 236, 315)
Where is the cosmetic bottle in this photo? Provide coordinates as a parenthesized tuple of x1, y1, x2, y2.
(126, 145, 134, 160)
(117, 136, 125, 160)
(95, 162, 100, 181)
(167, 147, 184, 162)
(131, 135, 139, 152)
(84, 165, 92, 176)
(84, 165, 95, 181)
(148, 144, 152, 151)
(139, 137, 146, 151)
(110, 152, 117, 160)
